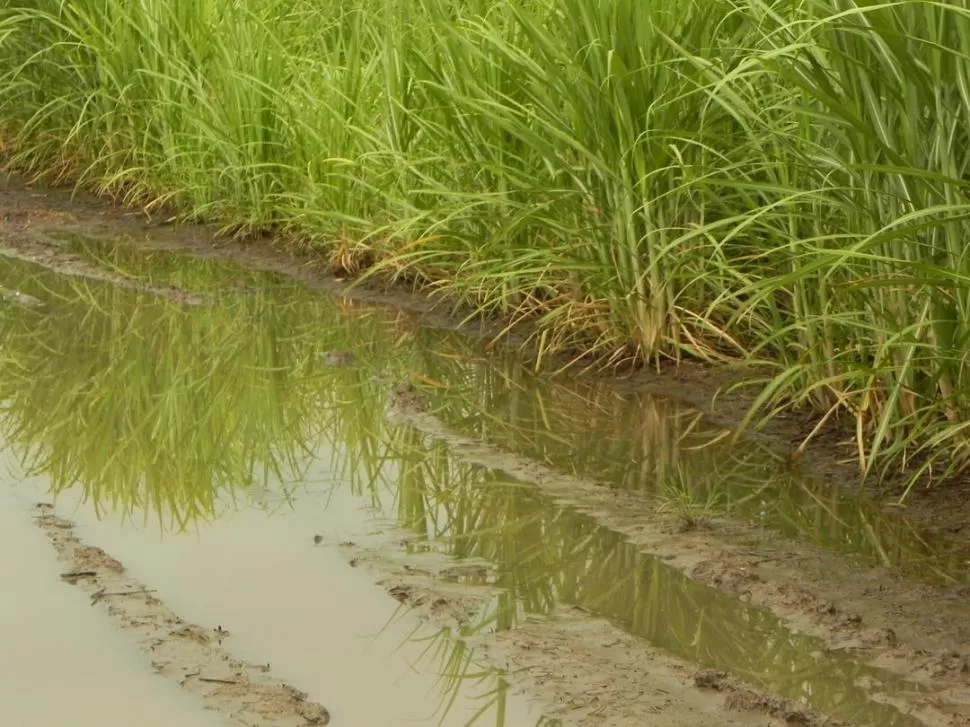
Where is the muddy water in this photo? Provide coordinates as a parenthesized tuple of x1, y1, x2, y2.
(48, 234, 970, 585)
(0, 236, 963, 726)
(0, 485, 228, 727)
(5, 462, 536, 727)
(365, 458, 931, 725)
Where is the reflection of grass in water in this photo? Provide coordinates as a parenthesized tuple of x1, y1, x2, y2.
(351, 435, 928, 727)
(0, 254, 534, 727)
(416, 625, 510, 727)
(381, 599, 560, 727)
(402, 339, 967, 583)
(6, 235, 960, 580)
(0, 250, 940, 725)
(57, 233, 290, 293)
(0, 257, 403, 528)
(384, 430, 560, 619)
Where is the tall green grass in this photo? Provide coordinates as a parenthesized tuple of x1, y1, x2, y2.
(2, 0, 970, 492)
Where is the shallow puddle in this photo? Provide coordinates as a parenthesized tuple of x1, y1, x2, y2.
(7, 465, 540, 727)
(362, 451, 930, 726)
(0, 237, 965, 726)
(0, 485, 229, 727)
(46, 234, 970, 585)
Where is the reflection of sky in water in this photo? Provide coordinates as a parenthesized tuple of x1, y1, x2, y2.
(0, 240, 956, 726)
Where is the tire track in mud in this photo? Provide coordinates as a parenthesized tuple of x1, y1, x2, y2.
(5, 175, 970, 726)
(0, 234, 208, 306)
(32, 504, 330, 727)
(332, 534, 840, 727)
(385, 388, 970, 727)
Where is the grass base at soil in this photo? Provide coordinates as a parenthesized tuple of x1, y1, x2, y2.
(3, 0, 970, 494)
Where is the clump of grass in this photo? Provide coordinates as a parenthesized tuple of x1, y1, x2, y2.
(655, 465, 727, 531)
(2, 0, 970, 494)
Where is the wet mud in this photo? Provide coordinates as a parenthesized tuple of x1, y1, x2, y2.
(32, 505, 330, 727)
(1, 171, 969, 727)
(0, 233, 207, 305)
(380, 397, 970, 726)
(333, 532, 841, 727)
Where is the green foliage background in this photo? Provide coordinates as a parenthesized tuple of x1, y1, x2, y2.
(2, 0, 970, 489)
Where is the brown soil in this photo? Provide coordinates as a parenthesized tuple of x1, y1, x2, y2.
(4, 171, 970, 726)
(384, 397, 970, 726)
(33, 505, 330, 726)
(331, 531, 829, 727)
(0, 229, 208, 305)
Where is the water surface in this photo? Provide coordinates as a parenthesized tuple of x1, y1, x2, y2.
(0, 485, 228, 727)
(0, 238, 962, 726)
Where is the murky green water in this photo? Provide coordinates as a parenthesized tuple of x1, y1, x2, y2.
(46, 234, 970, 585)
(0, 236, 963, 726)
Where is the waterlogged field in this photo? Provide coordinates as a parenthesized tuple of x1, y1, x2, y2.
(1, 183, 969, 726)
(1, 0, 970, 494)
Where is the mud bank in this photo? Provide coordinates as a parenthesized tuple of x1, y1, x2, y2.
(2, 172, 970, 727)
(332, 533, 842, 727)
(31, 504, 331, 727)
(380, 396, 970, 726)
(4, 169, 969, 544)
(0, 490, 225, 727)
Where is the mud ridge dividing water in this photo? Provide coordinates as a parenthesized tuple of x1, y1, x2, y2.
(334, 526, 836, 727)
(32, 504, 330, 727)
(386, 390, 970, 727)
(0, 233, 207, 305)
(5, 172, 970, 726)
